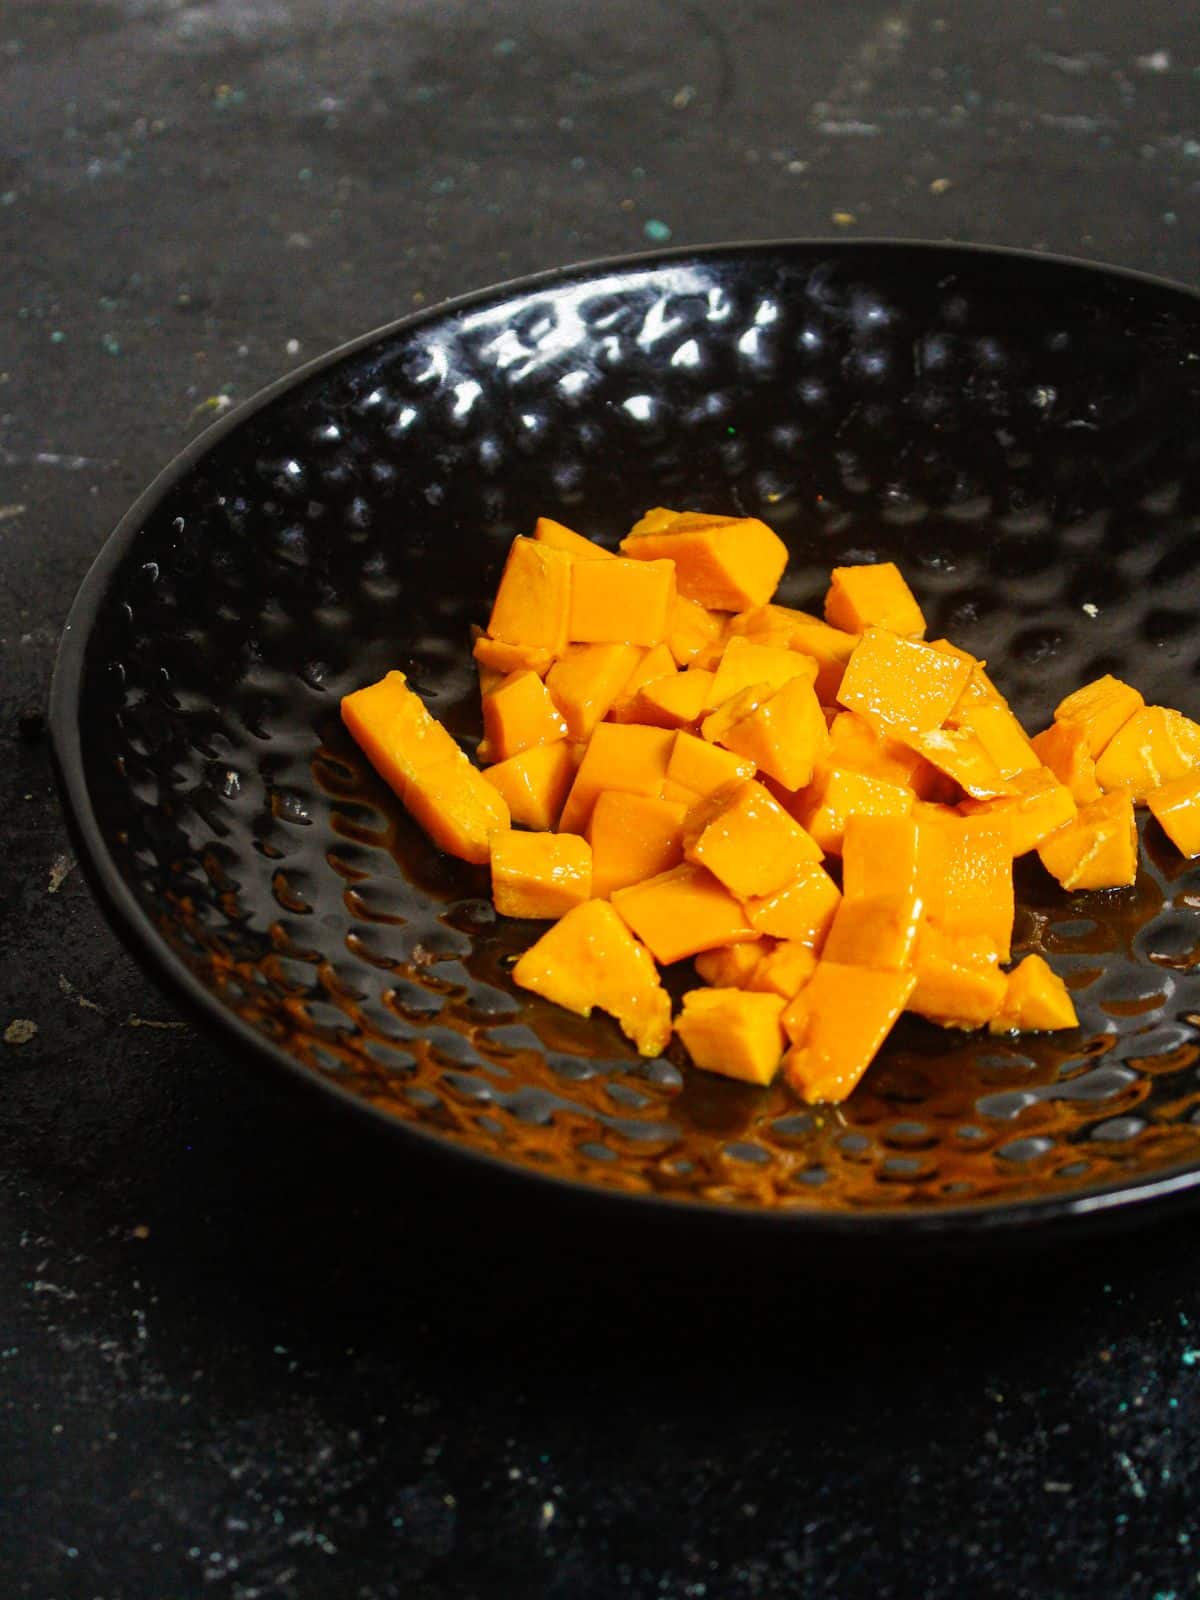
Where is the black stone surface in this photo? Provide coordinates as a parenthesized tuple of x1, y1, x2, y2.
(3, 3, 1200, 1596)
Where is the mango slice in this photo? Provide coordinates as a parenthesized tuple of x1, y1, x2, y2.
(988, 954, 1079, 1034)
(621, 508, 788, 610)
(490, 830, 592, 919)
(568, 556, 676, 646)
(612, 862, 756, 964)
(782, 963, 916, 1102)
(1147, 769, 1200, 858)
(683, 778, 822, 900)
(588, 792, 688, 898)
(824, 561, 926, 637)
(480, 740, 576, 831)
(487, 537, 572, 654)
(675, 988, 788, 1086)
(1037, 792, 1138, 890)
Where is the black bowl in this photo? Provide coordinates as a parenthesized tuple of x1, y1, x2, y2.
(50, 240, 1200, 1238)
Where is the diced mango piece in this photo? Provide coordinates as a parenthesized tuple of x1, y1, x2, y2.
(587, 791, 688, 898)
(730, 605, 860, 703)
(988, 954, 1079, 1034)
(960, 767, 1078, 857)
(743, 863, 842, 947)
(842, 814, 920, 901)
(940, 650, 1008, 720)
(915, 811, 1014, 960)
(612, 862, 755, 964)
(512, 899, 671, 1056)
(666, 731, 756, 798)
(781, 963, 916, 1102)
(822, 891, 923, 970)
(1037, 791, 1138, 890)
(568, 556, 676, 646)
(1147, 769, 1200, 857)
(1030, 722, 1103, 804)
(717, 675, 831, 791)
(546, 642, 644, 740)
(700, 682, 771, 747)
(837, 627, 972, 738)
(827, 710, 938, 795)
(824, 561, 926, 637)
(694, 940, 773, 988)
(675, 988, 788, 1086)
(480, 669, 568, 762)
(480, 740, 576, 831)
(705, 636, 818, 711)
(907, 925, 1006, 1029)
(533, 515, 615, 561)
(557, 723, 675, 836)
(621, 509, 788, 610)
(401, 755, 512, 866)
(745, 940, 818, 1000)
(487, 537, 572, 654)
(1093, 706, 1200, 800)
(795, 765, 914, 855)
(341, 670, 463, 791)
(490, 830, 592, 919)
(898, 725, 1015, 801)
(1053, 674, 1144, 757)
(667, 594, 726, 666)
(472, 632, 556, 678)
(954, 702, 1040, 780)
(632, 669, 714, 729)
(683, 778, 822, 900)
(606, 643, 679, 721)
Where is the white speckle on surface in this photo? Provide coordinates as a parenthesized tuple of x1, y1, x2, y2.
(286, 338, 301, 355)
(1135, 48, 1170, 72)
(47, 854, 73, 893)
(1082, 603, 1099, 617)
(540, 1501, 556, 1528)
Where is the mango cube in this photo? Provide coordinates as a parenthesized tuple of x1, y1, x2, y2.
(717, 674, 831, 791)
(666, 731, 756, 798)
(480, 740, 576, 830)
(795, 764, 914, 855)
(742, 863, 842, 947)
(667, 593, 725, 666)
(568, 556, 676, 646)
(745, 941, 818, 1000)
(900, 724, 1016, 800)
(694, 940, 773, 988)
(842, 814, 920, 900)
(341, 670, 463, 791)
(781, 963, 916, 1103)
(959, 767, 1077, 856)
(824, 561, 926, 637)
(955, 701, 1040, 780)
(487, 537, 572, 654)
(1147, 769, 1200, 857)
(675, 988, 788, 1086)
(472, 632, 556, 678)
(915, 811, 1013, 959)
(546, 642, 644, 740)
(512, 899, 671, 1056)
(481, 669, 568, 762)
(557, 722, 675, 835)
(490, 831, 592, 919)
(1030, 721, 1103, 804)
(632, 669, 714, 729)
(400, 755, 512, 865)
(1093, 706, 1200, 799)
(836, 628, 972, 738)
(683, 778, 822, 900)
(827, 709, 935, 794)
(612, 862, 755, 964)
(705, 636, 818, 710)
(588, 791, 687, 898)
(533, 515, 615, 561)
(730, 604, 860, 703)
(1053, 674, 1144, 757)
(907, 926, 1006, 1029)
(988, 954, 1079, 1034)
(621, 508, 788, 610)
(1037, 791, 1138, 890)
(821, 891, 923, 970)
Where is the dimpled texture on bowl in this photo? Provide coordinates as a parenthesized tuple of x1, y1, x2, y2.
(66, 244, 1200, 1217)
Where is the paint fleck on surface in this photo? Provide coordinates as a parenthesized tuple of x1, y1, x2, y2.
(930, 177, 952, 194)
(832, 211, 857, 226)
(47, 854, 73, 893)
(643, 219, 672, 243)
(4, 1019, 37, 1046)
(1082, 603, 1099, 617)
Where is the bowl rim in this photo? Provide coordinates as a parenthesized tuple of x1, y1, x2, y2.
(48, 235, 1200, 1239)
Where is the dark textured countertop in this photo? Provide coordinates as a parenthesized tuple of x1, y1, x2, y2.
(4, 3, 1200, 1596)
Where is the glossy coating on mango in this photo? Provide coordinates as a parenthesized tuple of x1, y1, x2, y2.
(1147, 769, 1200, 857)
(480, 740, 576, 831)
(782, 963, 916, 1103)
(1036, 792, 1138, 890)
(683, 778, 822, 900)
(621, 508, 788, 610)
(587, 791, 687, 899)
(675, 988, 788, 1086)
(490, 830, 592, 919)
(611, 861, 756, 964)
(487, 537, 572, 654)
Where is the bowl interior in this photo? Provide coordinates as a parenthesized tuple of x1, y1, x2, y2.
(65, 243, 1200, 1219)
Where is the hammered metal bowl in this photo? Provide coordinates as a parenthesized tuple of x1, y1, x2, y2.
(51, 242, 1200, 1234)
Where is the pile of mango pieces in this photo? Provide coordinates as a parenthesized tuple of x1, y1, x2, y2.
(341, 509, 1200, 1103)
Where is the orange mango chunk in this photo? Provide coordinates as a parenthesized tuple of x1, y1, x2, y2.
(745, 940, 818, 1000)
(907, 925, 1006, 1029)
(1093, 706, 1200, 800)
(795, 765, 914, 856)
(717, 675, 831, 791)
(612, 862, 755, 964)
(675, 988, 788, 1086)
(401, 755, 512, 866)
(705, 636, 818, 710)
(827, 710, 937, 795)
(683, 779, 822, 900)
(743, 863, 842, 947)
(694, 939, 773, 988)
(480, 669, 568, 762)
(954, 702, 1040, 780)
(621, 508, 788, 610)
(837, 627, 973, 738)
(824, 561, 926, 637)
(1037, 791, 1138, 890)
(822, 891, 924, 970)
(988, 954, 1079, 1034)
(490, 830, 592, 919)
(781, 963, 916, 1103)
(546, 642, 644, 740)
(1053, 674, 1144, 757)
(914, 811, 1013, 959)
(898, 725, 1016, 801)
(480, 740, 576, 830)
(472, 632, 556, 678)
(959, 767, 1078, 857)
(1147, 769, 1200, 857)
(1030, 721, 1103, 804)
(568, 556, 676, 646)
(667, 594, 725, 666)
(588, 791, 687, 898)
(667, 730, 756, 798)
(341, 670, 463, 791)
(487, 537, 572, 654)
(842, 814, 920, 901)
(632, 669, 715, 729)
(512, 899, 671, 1056)
(557, 723, 675, 836)
(606, 643, 679, 722)
(730, 605, 860, 703)
(533, 515, 615, 561)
